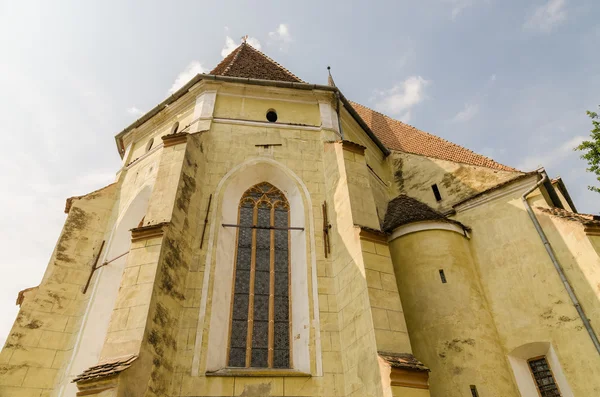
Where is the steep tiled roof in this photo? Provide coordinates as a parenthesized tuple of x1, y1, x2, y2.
(350, 102, 517, 172)
(73, 355, 137, 383)
(382, 194, 465, 232)
(210, 43, 304, 83)
(379, 352, 430, 372)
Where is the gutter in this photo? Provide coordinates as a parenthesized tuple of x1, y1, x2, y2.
(522, 171, 600, 355)
(114, 74, 390, 158)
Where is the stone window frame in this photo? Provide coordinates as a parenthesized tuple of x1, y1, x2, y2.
(201, 159, 318, 376)
(226, 182, 292, 369)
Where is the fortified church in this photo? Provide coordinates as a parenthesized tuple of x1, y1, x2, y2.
(2, 42, 600, 397)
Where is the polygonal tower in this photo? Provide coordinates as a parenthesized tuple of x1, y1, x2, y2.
(2, 41, 600, 397)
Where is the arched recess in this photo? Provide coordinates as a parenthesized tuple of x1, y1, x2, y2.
(507, 342, 574, 397)
(204, 160, 315, 374)
(61, 186, 152, 396)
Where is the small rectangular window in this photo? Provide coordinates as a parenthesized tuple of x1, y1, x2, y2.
(528, 356, 561, 396)
(439, 269, 447, 283)
(432, 184, 442, 201)
(470, 385, 479, 397)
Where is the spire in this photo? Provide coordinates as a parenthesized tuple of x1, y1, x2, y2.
(210, 40, 304, 83)
(327, 66, 336, 87)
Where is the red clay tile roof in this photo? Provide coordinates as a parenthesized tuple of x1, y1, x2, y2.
(350, 102, 517, 172)
(210, 43, 304, 83)
(73, 354, 137, 383)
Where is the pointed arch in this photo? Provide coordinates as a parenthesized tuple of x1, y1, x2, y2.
(227, 182, 291, 368)
(200, 158, 320, 375)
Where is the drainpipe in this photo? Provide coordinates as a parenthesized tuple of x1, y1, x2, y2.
(522, 172, 600, 355)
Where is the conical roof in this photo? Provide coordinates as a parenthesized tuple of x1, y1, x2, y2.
(382, 194, 464, 232)
(210, 43, 304, 83)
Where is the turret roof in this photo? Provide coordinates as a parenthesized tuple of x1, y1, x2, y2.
(382, 194, 466, 232)
(210, 43, 303, 83)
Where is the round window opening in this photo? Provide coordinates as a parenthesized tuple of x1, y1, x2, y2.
(266, 109, 278, 123)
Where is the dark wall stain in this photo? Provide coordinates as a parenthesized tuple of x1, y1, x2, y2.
(55, 206, 90, 263)
(393, 156, 404, 192)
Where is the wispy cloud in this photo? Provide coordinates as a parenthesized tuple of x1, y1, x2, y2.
(127, 106, 143, 116)
(167, 61, 205, 95)
(524, 0, 567, 33)
(268, 24, 292, 50)
(517, 135, 585, 171)
(451, 103, 480, 123)
(445, 0, 475, 20)
(221, 35, 261, 58)
(373, 76, 430, 123)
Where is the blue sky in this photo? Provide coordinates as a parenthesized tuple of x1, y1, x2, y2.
(0, 0, 598, 345)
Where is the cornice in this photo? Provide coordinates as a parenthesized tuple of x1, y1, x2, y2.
(390, 367, 430, 389)
(130, 222, 170, 242)
(356, 225, 388, 243)
(453, 174, 538, 213)
(388, 220, 468, 242)
(162, 132, 189, 147)
(341, 140, 367, 155)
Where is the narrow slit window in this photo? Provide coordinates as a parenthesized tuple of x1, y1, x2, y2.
(227, 182, 291, 369)
(170, 121, 179, 134)
(470, 385, 479, 397)
(439, 269, 447, 283)
(528, 356, 561, 397)
(432, 184, 442, 201)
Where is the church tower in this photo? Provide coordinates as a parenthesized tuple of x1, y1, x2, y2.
(2, 41, 600, 397)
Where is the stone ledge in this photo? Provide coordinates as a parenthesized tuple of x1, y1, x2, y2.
(341, 140, 367, 155)
(206, 368, 311, 377)
(130, 222, 170, 242)
(161, 132, 189, 147)
(356, 225, 388, 243)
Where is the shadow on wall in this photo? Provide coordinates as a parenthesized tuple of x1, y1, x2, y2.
(63, 186, 152, 395)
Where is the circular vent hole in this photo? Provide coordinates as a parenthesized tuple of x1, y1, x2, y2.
(266, 110, 278, 123)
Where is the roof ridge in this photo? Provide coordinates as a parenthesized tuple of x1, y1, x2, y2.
(349, 101, 518, 172)
(210, 43, 304, 83)
(242, 43, 305, 83)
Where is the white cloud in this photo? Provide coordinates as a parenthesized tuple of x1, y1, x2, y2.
(268, 24, 292, 50)
(167, 61, 205, 95)
(451, 103, 479, 123)
(446, 0, 474, 20)
(517, 135, 585, 171)
(490, 74, 497, 81)
(524, 0, 567, 33)
(374, 76, 430, 122)
(221, 35, 261, 58)
(127, 106, 143, 116)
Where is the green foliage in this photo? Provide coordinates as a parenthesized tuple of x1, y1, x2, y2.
(575, 107, 600, 193)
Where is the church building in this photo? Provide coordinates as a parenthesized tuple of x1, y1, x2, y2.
(1, 41, 600, 397)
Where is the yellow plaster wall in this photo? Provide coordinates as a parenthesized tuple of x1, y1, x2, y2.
(213, 92, 320, 126)
(0, 184, 118, 397)
(389, 229, 519, 397)
(390, 152, 521, 211)
(454, 189, 600, 396)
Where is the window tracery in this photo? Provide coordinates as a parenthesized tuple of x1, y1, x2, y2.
(227, 182, 291, 369)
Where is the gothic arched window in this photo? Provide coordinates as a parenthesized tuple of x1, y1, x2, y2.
(227, 182, 291, 369)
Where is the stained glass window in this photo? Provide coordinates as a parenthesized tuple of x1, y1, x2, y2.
(528, 357, 561, 397)
(227, 182, 291, 369)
